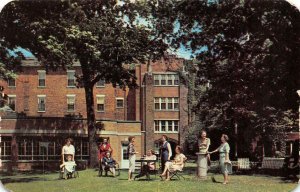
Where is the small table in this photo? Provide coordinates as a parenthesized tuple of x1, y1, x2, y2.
(135, 159, 158, 168)
(135, 159, 158, 180)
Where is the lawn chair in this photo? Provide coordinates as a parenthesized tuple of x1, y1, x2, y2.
(169, 157, 187, 180)
(99, 159, 120, 177)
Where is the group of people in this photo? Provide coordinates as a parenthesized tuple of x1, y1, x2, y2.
(127, 135, 187, 181)
(60, 131, 232, 184)
(198, 130, 232, 185)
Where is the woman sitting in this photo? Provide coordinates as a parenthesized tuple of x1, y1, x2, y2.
(160, 146, 186, 181)
(134, 149, 157, 180)
(102, 152, 117, 177)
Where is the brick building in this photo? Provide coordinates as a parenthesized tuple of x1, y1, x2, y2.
(0, 55, 189, 170)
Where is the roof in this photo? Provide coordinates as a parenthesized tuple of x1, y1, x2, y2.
(21, 58, 81, 67)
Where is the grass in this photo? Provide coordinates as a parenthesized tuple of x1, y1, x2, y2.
(1, 166, 298, 192)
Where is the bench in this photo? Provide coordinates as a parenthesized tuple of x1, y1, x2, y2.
(259, 157, 285, 175)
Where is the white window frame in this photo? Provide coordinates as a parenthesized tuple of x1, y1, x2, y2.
(154, 120, 179, 133)
(37, 95, 46, 112)
(37, 70, 46, 87)
(7, 95, 16, 111)
(154, 97, 179, 111)
(96, 95, 105, 112)
(67, 70, 76, 87)
(66, 94, 76, 112)
(153, 73, 179, 86)
(116, 97, 124, 109)
(154, 75, 160, 85)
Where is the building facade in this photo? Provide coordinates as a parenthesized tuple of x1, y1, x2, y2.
(0, 55, 189, 170)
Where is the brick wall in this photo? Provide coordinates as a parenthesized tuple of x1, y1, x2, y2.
(1, 66, 130, 120)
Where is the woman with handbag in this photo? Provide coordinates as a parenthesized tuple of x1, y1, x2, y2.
(209, 134, 232, 185)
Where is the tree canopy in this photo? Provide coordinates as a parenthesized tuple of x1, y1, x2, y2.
(176, 0, 300, 156)
(0, 0, 172, 166)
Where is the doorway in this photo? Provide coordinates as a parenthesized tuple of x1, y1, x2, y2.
(121, 144, 129, 169)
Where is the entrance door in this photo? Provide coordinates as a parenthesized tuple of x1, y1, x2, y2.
(121, 144, 129, 169)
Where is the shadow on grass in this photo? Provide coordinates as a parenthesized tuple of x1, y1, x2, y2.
(2, 176, 49, 184)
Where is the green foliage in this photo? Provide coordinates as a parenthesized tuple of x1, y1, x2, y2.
(176, 0, 300, 154)
(0, 0, 173, 166)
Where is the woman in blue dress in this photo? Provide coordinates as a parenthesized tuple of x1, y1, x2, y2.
(160, 135, 172, 172)
(209, 134, 232, 184)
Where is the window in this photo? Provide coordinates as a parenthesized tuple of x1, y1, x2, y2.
(67, 70, 76, 87)
(161, 75, 166, 85)
(38, 95, 46, 112)
(0, 137, 11, 160)
(154, 120, 160, 132)
(161, 120, 166, 132)
(160, 98, 166, 110)
(96, 95, 105, 112)
(122, 144, 129, 160)
(153, 74, 179, 86)
(74, 139, 89, 160)
(38, 70, 46, 87)
(174, 121, 179, 132)
(67, 95, 75, 112)
(174, 74, 179, 85)
(17, 137, 89, 161)
(154, 120, 179, 133)
(7, 78, 16, 87)
(154, 97, 179, 111)
(116, 98, 124, 108)
(96, 79, 105, 87)
(168, 120, 173, 131)
(8, 95, 16, 111)
(154, 98, 160, 110)
(174, 98, 179, 110)
(167, 98, 173, 109)
(154, 75, 160, 85)
(167, 74, 173, 85)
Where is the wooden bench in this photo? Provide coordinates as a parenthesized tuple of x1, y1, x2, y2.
(261, 157, 285, 169)
(259, 157, 285, 175)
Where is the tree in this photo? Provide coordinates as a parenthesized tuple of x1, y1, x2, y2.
(175, 0, 300, 156)
(0, 0, 171, 166)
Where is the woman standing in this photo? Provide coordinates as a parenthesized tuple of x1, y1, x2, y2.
(127, 136, 138, 181)
(198, 130, 211, 176)
(198, 130, 211, 154)
(61, 138, 75, 163)
(209, 134, 232, 184)
(160, 135, 172, 172)
(98, 138, 113, 176)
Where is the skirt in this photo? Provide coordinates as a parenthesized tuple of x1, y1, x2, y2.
(129, 154, 136, 172)
(165, 161, 183, 172)
(219, 157, 232, 174)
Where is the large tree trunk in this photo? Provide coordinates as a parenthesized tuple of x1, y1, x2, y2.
(84, 82, 98, 168)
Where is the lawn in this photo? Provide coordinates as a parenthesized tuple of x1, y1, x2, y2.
(1, 167, 298, 192)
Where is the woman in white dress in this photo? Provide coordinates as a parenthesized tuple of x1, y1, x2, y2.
(61, 138, 75, 163)
(160, 145, 186, 181)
